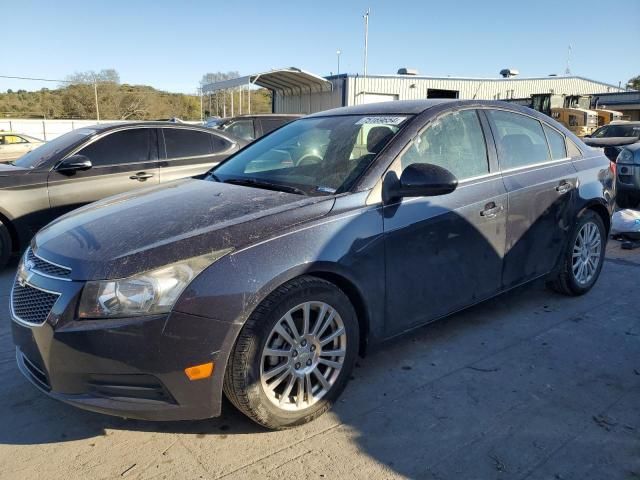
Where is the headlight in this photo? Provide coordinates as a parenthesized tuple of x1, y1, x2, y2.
(78, 250, 231, 319)
(617, 149, 635, 165)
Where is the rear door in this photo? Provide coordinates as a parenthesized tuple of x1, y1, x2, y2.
(47, 127, 160, 215)
(159, 128, 237, 182)
(485, 109, 577, 288)
(383, 108, 507, 334)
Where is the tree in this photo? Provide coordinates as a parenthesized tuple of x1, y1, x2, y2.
(65, 69, 120, 85)
(628, 75, 640, 90)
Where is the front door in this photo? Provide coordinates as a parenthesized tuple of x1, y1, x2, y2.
(484, 110, 577, 288)
(47, 127, 160, 217)
(383, 109, 507, 335)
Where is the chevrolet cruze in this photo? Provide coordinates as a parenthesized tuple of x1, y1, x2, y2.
(10, 100, 614, 429)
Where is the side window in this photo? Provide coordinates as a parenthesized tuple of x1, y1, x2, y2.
(4, 135, 27, 144)
(487, 110, 550, 169)
(260, 118, 290, 136)
(400, 109, 489, 180)
(210, 134, 232, 153)
(223, 120, 255, 141)
(164, 129, 214, 159)
(567, 139, 582, 158)
(78, 129, 158, 166)
(543, 125, 567, 160)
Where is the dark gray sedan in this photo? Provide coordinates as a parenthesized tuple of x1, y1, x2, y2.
(0, 123, 245, 268)
(10, 100, 614, 429)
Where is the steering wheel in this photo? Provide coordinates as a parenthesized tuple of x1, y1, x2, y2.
(296, 154, 323, 166)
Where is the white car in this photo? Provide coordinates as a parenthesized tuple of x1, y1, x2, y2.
(0, 132, 45, 163)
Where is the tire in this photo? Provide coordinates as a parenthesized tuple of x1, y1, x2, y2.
(0, 221, 11, 270)
(548, 210, 606, 296)
(223, 276, 359, 430)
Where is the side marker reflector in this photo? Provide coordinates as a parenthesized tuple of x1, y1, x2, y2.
(184, 362, 214, 381)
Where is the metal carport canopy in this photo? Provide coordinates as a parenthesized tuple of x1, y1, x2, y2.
(201, 68, 333, 95)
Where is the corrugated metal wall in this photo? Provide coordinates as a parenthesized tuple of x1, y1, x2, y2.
(273, 78, 345, 114)
(274, 75, 626, 114)
(346, 76, 623, 104)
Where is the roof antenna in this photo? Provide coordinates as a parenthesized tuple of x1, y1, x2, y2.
(564, 45, 572, 76)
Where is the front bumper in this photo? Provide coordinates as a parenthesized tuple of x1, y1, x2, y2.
(10, 270, 240, 421)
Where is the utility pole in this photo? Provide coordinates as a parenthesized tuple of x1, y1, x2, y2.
(199, 87, 203, 122)
(336, 49, 341, 75)
(363, 9, 370, 78)
(93, 79, 100, 121)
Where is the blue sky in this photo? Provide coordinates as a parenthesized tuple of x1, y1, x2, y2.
(2, 0, 638, 93)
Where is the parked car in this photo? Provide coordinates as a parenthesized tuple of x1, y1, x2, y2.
(10, 100, 613, 430)
(583, 121, 640, 159)
(214, 114, 302, 141)
(0, 122, 245, 267)
(0, 132, 45, 163)
(616, 143, 640, 208)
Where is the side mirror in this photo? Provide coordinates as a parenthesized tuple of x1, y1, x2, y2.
(56, 155, 92, 173)
(383, 163, 458, 203)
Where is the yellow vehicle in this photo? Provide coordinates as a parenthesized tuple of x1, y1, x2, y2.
(529, 94, 599, 137)
(595, 109, 624, 126)
(551, 108, 599, 137)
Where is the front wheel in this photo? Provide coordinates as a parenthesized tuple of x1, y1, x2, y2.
(548, 210, 606, 296)
(223, 276, 359, 430)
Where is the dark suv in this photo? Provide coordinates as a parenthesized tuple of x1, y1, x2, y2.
(214, 114, 302, 141)
(0, 123, 245, 268)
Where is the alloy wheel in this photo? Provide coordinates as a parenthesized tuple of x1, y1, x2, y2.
(572, 221, 602, 286)
(260, 301, 347, 411)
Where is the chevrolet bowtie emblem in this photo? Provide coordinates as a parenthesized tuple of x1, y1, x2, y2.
(18, 259, 35, 287)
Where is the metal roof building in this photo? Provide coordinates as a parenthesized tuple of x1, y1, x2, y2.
(201, 67, 632, 115)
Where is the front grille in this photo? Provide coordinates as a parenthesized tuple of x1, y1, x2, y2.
(26, 248, 71, 279)
(11, 281, 60, 326)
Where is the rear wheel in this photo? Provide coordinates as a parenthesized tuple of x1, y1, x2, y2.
(0, 221, 11, 270)
(223, 276, 359, 430)
(548, 210, 606, 296)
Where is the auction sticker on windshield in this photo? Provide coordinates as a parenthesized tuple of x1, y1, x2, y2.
(356, 116, 407, 125)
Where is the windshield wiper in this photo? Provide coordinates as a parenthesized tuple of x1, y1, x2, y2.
(223, 177, 307, 196)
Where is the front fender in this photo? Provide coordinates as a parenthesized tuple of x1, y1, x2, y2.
(174, 197, 386, 339)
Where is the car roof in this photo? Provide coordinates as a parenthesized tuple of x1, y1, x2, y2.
(81, 121, 246, 144)
(307, 99, 549, 117)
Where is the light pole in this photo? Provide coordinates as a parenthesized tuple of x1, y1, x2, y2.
(336, 49, 341, 75)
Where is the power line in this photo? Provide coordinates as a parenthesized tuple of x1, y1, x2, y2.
(0, 74, 72, 83)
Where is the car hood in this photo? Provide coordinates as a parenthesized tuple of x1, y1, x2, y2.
(0, 163, 30, 177)
(35, 179, 335, 280)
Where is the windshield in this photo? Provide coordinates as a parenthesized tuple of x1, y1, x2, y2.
(211, 115, 409, 195)
(13, 128, 96, 169)
(592, 124, 640, 138)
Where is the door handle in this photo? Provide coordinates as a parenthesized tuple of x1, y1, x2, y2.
(130, 172, 154, 181)
(556, 180, 572, 194)
(480, 202, 503, 218)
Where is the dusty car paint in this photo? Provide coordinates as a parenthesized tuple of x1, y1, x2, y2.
(11, 100, 614, 421)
